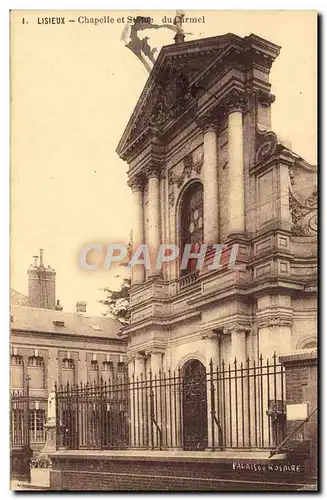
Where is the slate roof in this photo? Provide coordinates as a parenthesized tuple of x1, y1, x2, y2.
(11, 289, 28, 306)
(11, 304, 123, 340)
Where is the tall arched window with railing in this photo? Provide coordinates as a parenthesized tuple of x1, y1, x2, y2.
(27, 356, 45, 389)
(180, 181, 204, 276)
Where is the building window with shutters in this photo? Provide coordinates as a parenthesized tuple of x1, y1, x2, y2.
(117, 362, 126, 384)
(180, 181, 204, 276)
(28, 409, 46, 442)
(27, 356, 45, 389)
(102, 361, 114, 384)
(11, 355, 24, 389)
(89, 360, 99, 385)
(61, 358, 75, 386)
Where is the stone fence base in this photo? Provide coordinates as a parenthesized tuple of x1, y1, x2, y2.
(49, 450, 313, 491)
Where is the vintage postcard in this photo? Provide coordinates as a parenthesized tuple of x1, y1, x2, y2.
(10, 10, 318, 491)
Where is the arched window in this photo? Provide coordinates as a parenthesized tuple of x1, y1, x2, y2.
(180, 182, 204, 276)
(27, 356, 44, 389)
(11, 355, 24, 389)
(61, 358, 75, 386)
(303, 340, 317, 349)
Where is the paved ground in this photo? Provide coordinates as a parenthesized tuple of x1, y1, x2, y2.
(11, 469, 50, 490)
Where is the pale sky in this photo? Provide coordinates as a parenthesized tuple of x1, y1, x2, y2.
(11, 10, 317, 316)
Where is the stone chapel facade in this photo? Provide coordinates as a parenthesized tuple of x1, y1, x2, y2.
(116, 33, 317, 379)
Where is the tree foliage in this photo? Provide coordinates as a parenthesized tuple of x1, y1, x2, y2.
(100, 277, 131, 325)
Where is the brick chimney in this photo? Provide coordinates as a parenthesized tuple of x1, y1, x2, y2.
(76, 301, 87, 313)
(27, 249, 56, 309)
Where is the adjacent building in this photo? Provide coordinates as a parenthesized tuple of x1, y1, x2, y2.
(11, 251, 126, 451)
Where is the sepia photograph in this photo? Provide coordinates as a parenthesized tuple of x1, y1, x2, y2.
(10, 9, 318, 492)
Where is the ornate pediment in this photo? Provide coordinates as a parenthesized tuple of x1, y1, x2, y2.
(116, 34, 281, 163)
(117, 50, 220, 162)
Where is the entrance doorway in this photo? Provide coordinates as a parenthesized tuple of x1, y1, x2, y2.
(182, 359, 208, 450)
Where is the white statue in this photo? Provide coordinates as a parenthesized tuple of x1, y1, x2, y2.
(47, 386, 56, 423)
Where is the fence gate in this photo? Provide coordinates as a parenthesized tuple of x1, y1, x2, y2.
(182, 360, 208, 450)
(10, 384, 32, 483)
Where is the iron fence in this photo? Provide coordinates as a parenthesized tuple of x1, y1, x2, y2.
(55, 354, 286, 451)
(11, 386, 30, 448)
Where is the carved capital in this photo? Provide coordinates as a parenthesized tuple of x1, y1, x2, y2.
(145, 347, 165, 357)
(127, 174, 145, 192)
(223, 322, 251, 335)
(257, 315, 293, 329)
(223, 90, 248, 114)
(196, 114, 218, 133)
(201, 330, 221, 341)
(145, 163, 162, 180)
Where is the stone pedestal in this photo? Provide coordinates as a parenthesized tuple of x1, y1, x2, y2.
(39, 420, 57, 459)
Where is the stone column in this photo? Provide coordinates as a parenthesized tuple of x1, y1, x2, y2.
(146, 348, 164, 448)
(146, 165, 161, 276)
(227, 95, 245, 235)
(230, 327, 247, 364)
(202, 123, 219, 244)
(201, 330, 220, 368)
(224, 323, 249, 447)
(133, 354, 146, 447)
(201, 331, 220, 449)
(128, 176, 145, 284)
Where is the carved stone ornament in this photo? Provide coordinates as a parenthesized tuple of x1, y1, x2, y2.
(257, 316, 293, 329)
(255, 127, 278, 163)
(257, 90, 276, 108)
(200, 330, 221, 341)
(145, 164, 162, 180)
(222, 90, 248, 114)
(289, 188, 317, 236)
(168, 152, 204, 206)
(127, 174, 145, 192)
(222, 322, 251, 335)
